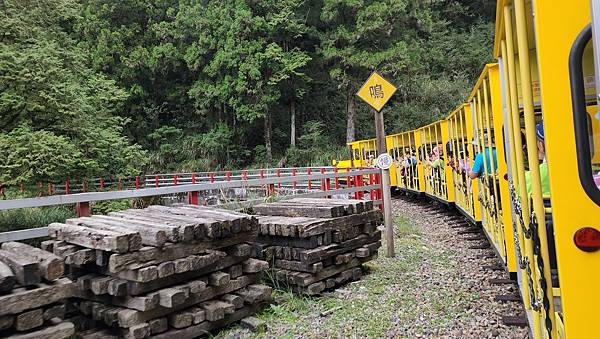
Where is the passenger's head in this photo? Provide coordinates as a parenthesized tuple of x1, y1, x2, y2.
(536, 120, 545, 158)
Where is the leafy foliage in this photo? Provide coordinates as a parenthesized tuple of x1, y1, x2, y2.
(0, 0, 495, 186)
(0, 0, 146, 185)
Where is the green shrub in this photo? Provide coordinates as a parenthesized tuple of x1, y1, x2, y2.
(91, 199, 132, 215)
(0, 206, 75, 233)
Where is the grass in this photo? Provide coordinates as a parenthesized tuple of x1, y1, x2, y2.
(0, 206, 75, 233)
(218, 212, 477, 338)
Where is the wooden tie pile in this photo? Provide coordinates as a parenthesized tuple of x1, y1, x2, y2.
(253, 198, 382, 295)
(45, 205, 271, 338)
(0, 242, 76, 338)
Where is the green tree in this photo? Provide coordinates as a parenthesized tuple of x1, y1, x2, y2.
(0, 0, 146, 184)
(320, 0, 434, 141)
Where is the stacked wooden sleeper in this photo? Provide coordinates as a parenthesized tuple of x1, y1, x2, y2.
(252, 198, 382, 295)
(0, 242, 76, 339)
(45, 205, 272, 339)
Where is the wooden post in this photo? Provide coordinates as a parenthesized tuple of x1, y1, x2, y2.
(373, 108, 395, 257)
(188, 191, 199, 205)
(76, 201, 91, 217)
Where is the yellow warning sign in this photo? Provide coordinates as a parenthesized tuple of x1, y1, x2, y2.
(356, 72, 397, 112)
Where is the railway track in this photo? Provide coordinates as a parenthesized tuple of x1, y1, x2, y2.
(389, 195, 529, 338)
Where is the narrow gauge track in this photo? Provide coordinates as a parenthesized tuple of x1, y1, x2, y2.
(389, 195, 529, 338)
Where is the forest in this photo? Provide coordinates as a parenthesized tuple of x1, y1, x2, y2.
(0, 0, 495, 187)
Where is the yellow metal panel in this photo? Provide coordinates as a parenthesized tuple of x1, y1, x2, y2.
(465, 102, 482, 222)
(441, 120, 455, 203)
(489, 64, 518, 273)
(532, 0, 600, 337)
(414, 129, 426, 193)
(501, 5, 535, 315)
(514, 1, 557, 336)
(386, 135, 398, 187)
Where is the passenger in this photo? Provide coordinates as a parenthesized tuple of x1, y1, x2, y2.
(525, 121, 550, 197)
(469, 138, 498, 179)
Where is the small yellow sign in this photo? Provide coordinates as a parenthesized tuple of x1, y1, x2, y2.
(356, 72, 397, 112)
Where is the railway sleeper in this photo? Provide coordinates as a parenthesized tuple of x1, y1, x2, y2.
(495, 293, 522, 302)
(502, 315, 529, 328)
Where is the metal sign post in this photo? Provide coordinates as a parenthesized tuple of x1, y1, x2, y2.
(356, 71, 396, 257)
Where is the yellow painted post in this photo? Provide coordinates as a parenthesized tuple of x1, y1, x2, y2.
(465, 103, 482, 222)
(415, 129, 425, 193)
(489, 63, 518, 273)
(453, 113, 464, 209)
(458, 107, 468, 213)
(475, 88, 493, 238)
(514, 0, 556, 336)
(441, 121, 454, 202)
(483, 74, 506, 258)
(503, 5, 541, 336)
(400, 133, 407, 189)
(387, 136, 398, 187)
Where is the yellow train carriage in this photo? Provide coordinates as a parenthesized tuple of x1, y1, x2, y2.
(387, 131, 422, 193)
(345, 138, 399, 187)
(416, 120, 455, 204)
(495, 2, 561, 337)
(495, 0, 600, 337)
(446, 104, 481, 224)
(335, 3, 600, 336)
(466, 64, 518, 275)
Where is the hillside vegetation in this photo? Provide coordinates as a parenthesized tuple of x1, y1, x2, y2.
(0, 0, 495, 186)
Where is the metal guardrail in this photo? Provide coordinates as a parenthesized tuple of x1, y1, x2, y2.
(0, 167, 382, 242)
(12, 166, 339, 195)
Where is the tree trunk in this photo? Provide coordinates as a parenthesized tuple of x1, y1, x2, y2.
(346, 85, 356, 143)
(265, 109, 273, 163)
(290, 99, 296, 147)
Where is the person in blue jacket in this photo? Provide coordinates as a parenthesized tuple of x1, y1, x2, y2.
(469, 137, 498, 180)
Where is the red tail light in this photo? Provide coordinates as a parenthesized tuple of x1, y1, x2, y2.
(574, 227, 600, 252)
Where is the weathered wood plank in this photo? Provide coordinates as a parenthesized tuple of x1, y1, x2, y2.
(148, 317, 168, 334)
(0, 278, 76, 316)
(65, 218, 144, 250)
(117, 274, 261, 328)
(72, 217, 167, 248)
(125, 252, 244, 295)
(106, 212, 190, 243)
(108, 231, 256, 273)
(49, 223, 130, 253)
(0, 315, 14, 330)
(149, 302, 267, 339)
(2, 242, 64, 282)
(299, 231, 381, 264)
(273, 259, 323, 273)
(144, 206, 230, 239)
(0, 249, 41, 286)
(43, 304, 66, 321)
(64, 249, 96, 266)
(276, 254, 376, 287)
(14, 308, 43, 331)
(253, 203, 345, 218)
(5, 320, 74, 339)
(0, 260, 16, 292)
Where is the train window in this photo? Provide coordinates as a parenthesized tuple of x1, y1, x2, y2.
(571, 32, 600, 204)
(587, 108, 600, 189)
